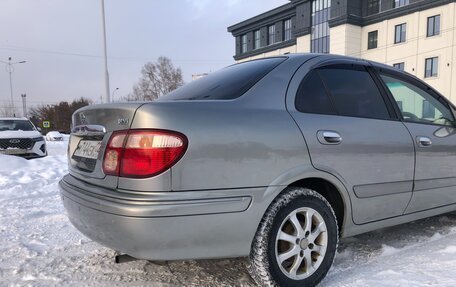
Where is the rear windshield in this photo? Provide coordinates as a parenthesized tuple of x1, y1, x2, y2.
(0, 120, 35, 131)
(159, 57, 286, 101)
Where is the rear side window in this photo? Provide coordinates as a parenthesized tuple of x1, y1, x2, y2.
(295, 71, 336, 115)
(159, 58, 286, 101)
(318, 66, 390, 119)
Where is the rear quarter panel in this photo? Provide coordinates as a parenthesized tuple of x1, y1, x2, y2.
(132, 102, 310, 191)
(130, 56, 313, 191)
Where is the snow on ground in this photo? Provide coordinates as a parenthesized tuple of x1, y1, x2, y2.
(0, 138, 456, 286)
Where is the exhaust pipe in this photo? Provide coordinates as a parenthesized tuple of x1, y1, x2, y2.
(115, 254, 138, 264)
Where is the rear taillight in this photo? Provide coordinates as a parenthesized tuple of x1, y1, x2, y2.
(103, 132, 127, 175)
(103, 130, 187, 178)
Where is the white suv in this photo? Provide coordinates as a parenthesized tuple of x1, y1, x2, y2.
(0, 118, 47, 159)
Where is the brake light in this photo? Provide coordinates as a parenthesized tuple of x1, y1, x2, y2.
(103, 130, 187, 178)
(103, 132, 127, 175)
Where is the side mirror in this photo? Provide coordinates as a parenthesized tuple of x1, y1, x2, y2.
(37, 127, 42, 132)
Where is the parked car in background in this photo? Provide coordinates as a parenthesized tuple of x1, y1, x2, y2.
(59, 54, 456, 287)
(0, 118, 47, 159)
(46, 131, 64, 141)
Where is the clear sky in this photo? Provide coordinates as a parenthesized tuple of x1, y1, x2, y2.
(0, 0, 286, 107)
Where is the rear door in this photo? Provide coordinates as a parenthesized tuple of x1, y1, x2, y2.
(286, 59, 415, 224)
(378, 70, 456, 213)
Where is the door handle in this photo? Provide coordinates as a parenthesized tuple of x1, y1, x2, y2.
(417, 136, 432, 147)
(317, 131, 342, 145)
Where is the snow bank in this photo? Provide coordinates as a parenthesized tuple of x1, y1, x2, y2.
(0, 154, 29, 172)
(440, 246, 456, 254)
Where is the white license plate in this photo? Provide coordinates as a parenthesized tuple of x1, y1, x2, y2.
(73, 140, 102, 160)
(0, 149, 27, 155)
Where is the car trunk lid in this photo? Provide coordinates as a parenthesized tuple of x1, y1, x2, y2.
(68, 102, 145, 189)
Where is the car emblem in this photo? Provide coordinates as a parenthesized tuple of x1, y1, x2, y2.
(9, 139, 20, 144)
(118, 118, 129, 125)
(79, 113, 87, 124)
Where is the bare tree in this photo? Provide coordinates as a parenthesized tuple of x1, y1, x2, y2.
(29, 97, 91, 133)
(129, 57, 184, 101)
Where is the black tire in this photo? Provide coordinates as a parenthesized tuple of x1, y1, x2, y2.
(248, 187, 338, 287)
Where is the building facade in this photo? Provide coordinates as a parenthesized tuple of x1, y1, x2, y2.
(228, 0, 456, 102)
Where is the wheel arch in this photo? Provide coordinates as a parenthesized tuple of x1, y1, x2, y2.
(287, 178, 346, 236)
(263, 167, 353, 237)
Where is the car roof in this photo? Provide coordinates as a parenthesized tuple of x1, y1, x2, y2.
(279, 53, 416, 80)
(285, 53, 369, 62)
(281, 53, 447, 101)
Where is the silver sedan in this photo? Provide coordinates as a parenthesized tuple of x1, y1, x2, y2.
(60, 54, 456, 287)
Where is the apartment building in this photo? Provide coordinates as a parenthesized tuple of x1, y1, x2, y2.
(228, 0, 456, 102)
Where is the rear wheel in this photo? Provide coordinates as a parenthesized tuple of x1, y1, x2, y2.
(248, 187, 338, 287)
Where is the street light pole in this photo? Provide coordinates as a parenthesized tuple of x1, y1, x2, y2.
(8, 62, 13, 112)
(21, 94, 27, 118)
(111, 87, 119, 102)
(1, 57, 26, 117)
(101, 0, 111, 103)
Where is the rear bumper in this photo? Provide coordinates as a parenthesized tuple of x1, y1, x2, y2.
(59, 174, 270, 260)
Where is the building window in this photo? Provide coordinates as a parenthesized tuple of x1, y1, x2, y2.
(241, 34, 247, 53)
(367, 0, 380, 15)
(394, 23, 406, 44)
(393, 62, 405, 71)
(427, 15, 441, 37)
(254, 30, 261, 49)
(268, 25, 276, 45)
(394, 0, 409, 8)
(425, 57, 438, 78)
(368, 31, 378, 49)
(284, 19, 292, 41)
(311, 0, 331, 54)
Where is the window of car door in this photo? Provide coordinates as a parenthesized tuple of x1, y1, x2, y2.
(295, 64, 393, 120)
(380, 73, 455, 127)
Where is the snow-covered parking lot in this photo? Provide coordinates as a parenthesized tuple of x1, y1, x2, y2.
(1, 139, 456, 287)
